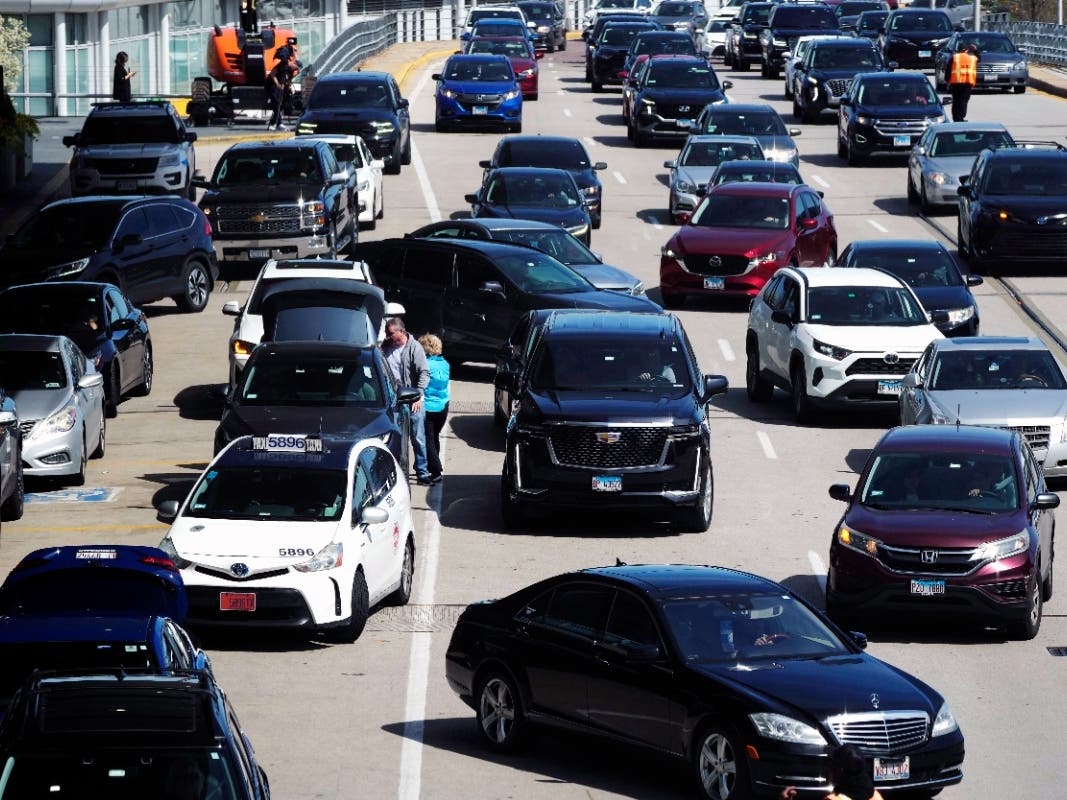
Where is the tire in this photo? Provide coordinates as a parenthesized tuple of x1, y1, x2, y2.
(326, 569, 370, 642)
(1014, 84, 1026, 94)
(745, 343, 773, 403)
(919, 182, 935, 216)
(792, 97, 802, 119)
(0, 457, 24, 522)
(387, 537, 415, 606)
(401, 136, 412, 166)
(592, 80, 602, 92)
(675, 460, 713, 532)
(822, 242, 837, 267)
(693, 725, 749, 800)
(1008, 572, 1043, 640)
(173, 260, 211, 313)
(70, 433, 87, 487)
(634, 130, 649, 148)
(956, 218, 972, 261)
(759, 59, 768, 78)
(130, 342, 153, 397)
(376, 184, 385, 220)
(529, 93, 538, 102)
(500, 470, 526, 528)
(435, 118, 447, 133)
(560, 36, 567, 52)
(846, 135, 863, 167)
(837, 132, 847, 159)
(766, 63, 779, 80)
(801, 102, 818, 125)
(493, 393, 508, 427)
(784, 78, 793, 100)
(104, 363, 120, 418)
(791, 360, 814, 424)
(627, 121, 636, 142)
(475, 670, 528, 753)
(737, 55, 750, 72)
(385, 150, 401, 175)
(90, 415, 106, 460)
(186, 179, 197, 201)
(661, 291, 684, 309)
(907, 173, 919, 205)
(511, 122, 523, 134)
(1042, 537, 1054, 601)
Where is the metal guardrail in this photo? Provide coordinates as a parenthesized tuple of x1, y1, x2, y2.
(983, 14, 1067, 66)
(308, 15, 399, 79)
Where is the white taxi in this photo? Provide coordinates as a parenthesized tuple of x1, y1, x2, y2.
(156, 433, 415, 642)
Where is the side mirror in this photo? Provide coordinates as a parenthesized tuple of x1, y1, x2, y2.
(722, 79, 733, 90)
(928, 310, 949, 324)
(111, 317, 136, 330)
(480, 280, 506, 297)
(965, 274, 983, 287)
(0, 410, 16, 426)
(536, 50, 544, 59)
(329, 171, 347, 185)
(464, 193, 479, 204)
(888, 60, 899, 69)
(78, 372, 105, 390)
(360, 505, 390, 524)
(789, 128, 801, 137)
(478, 159, 492, 168)
(877, 26, 886, 33)
(624, 642, 662, 663)
(222, 300, 242, 317)
(902, 372, 919, 389)
(828, 483, 852, 502)
(770, 309, 794, 327)
(849, 631, 869, 650)
(185, 131, 198, 143)
(954, 22, 965, 31)
(371, 158, 385, 170)
(191, 176, 211, 189)
(156, 499, 180, 522)
(397, 387, 422, 406)
(782, 50, 792, 59)
(956, 185, 971, 197)
(431, 73, 443, 80)
(702, 374, 729, 400)
(663, 159, 678, 169)
(62, 133, 79, 147)
(1035, 492, 1061, 510)
(840, 97, 853, 107)
(941, 95, 953, 105)
(593, 161, 607, 170)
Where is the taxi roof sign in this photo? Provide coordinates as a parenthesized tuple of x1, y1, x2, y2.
(251, 434, 324, 453)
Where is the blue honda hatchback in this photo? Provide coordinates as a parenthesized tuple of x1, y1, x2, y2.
(432, 54, 523, 133)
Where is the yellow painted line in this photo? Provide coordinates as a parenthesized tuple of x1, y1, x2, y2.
(391, 46, 463, 94)
(12, 524, 166, 533)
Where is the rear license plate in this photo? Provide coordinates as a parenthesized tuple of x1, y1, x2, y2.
(918, 49, 931, 58)
(248, 249, 271, 259)
(874, 755, 910, 782)
(116, 179, 137, 191)
(877, 379, 903, 395)
(592, 475, 622, 492)
(220, 592, 256, 611)
(473, 105, 488, 115)
(704, 276, 725, 290)
(910, 579, 945, 596)
(893, 134, 911, 148)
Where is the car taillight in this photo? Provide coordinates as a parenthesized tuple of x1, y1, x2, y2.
(202, 215, 213, 236)
(141, 555, 178, 571)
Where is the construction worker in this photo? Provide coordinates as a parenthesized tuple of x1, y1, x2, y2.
(944, 42, 979, 122)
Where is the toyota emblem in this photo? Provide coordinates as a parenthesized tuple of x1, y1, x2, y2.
(230, 562, 250, 577)
(883, 352, 900, 365)
(708, 256, 722, 268)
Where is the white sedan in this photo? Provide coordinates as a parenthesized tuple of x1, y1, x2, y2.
(301, 133, 385, 229)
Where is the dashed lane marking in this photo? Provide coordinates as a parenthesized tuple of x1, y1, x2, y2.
(717, 339, 736, 362)
(757, 431, 777, 460)
(867, 219, 889, 234)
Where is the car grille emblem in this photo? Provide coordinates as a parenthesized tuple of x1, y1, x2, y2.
(596, 431, 622, 444)
(678, 105, 690, 113)
(870, 693, 880, 709)
(230, 562, 250, 577)
(883, 352, 900, 365)
(249, 212, 267, 223)
(921, 549, 939, 564)
(477, 94, 489, 101)
(708, 256, 722, 268)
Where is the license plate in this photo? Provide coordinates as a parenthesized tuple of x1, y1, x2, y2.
(220, 592, 256, 611)
(677, 118, 692, 129)
(918, 49, 931, 58)
(910, 579, 945, 597)
(982, 74, 1000, 81)
(893, 135, 911, 148)
(592, 475, 622, 492)
(473, 105, 488, 115)
(877, 379, 903, 396)
(874, 756, 910, 782)
(704, 276, 725, 290)
(248, 248, 271, 259)
(116, 179, 137, 191)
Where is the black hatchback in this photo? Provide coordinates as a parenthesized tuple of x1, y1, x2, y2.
(0, 196, 218, 313)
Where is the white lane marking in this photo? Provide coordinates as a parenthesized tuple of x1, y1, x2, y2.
(757, 431, 777, 460)
(613, 170, 627, 185)
(717, 338, 736, 362)
(642, 230, 651, 240)
(563, 108, 573, 117)
(398, 426, 447, 800)
(867, 219, 889, 234)
(583, 136, 596, 147)
(810, 174, 830, 188)
(809, 550, 827, 591)
(409, 69, 442, 224)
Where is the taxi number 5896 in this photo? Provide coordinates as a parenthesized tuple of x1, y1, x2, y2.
(268, 434, 307, 450)
(279, 548, 316, 557)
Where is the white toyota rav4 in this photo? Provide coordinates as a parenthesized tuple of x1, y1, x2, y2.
(745, 266, 945, 422)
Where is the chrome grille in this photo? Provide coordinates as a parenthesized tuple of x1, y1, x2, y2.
(218, 218, 302, 234)
(547, 425, 668, 469)
(195, 565, 289, 582)
(90, 157, 159, 175)
(977, 61, 1012, 74)
(682, 254, 749, 276)
(877, 543, 979, 576)
(826, 711, 929, 752)
(456, 93, 504, 106)
(873, 117, 930, 136)
(845, 358, 916, 376)
(1001, 425, 1050, 450)
(18, 420, 36, 437)
(826, 78, 852, 97)
(217, 204, 302, 235)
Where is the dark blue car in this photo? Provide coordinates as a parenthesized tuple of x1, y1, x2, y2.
(465, 167, 593, 246)
(433, 54, 523, 133)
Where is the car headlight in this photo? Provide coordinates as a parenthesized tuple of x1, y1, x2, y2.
(231, 339, 256, 357)
(766, 148, 797, 162)
(503, 89, 521, 100)
(749, 713, 827, 745)
(1013, 60, 1027, 70)
(837, 524, 880, 556)
(293, 542, 344, 573)
(945, 306, 974, 325)
(630, 281, 645, 296)
(517, 68, 535, 79)
(158, 152, 181, 167)
(807, 76, 819, 85)
(927, 170, 949, 185)
(773, 38, 787, 46)
(537, 24, 550, 32)
(929, 114, 946, 124)
(744, 31, 758, 39)
(370, 121, 395, 133)
(297, 122, 318, 133)
(48, 257, 90, 280)
(301, 200, 326, 227)
(746, 252, 778, 269)
(158, 537, 192, 569)
(855, 115, 870, 125)
(33, 403, 78, 439)
(813, 338, 851, 360)
(442, 88, 458, 99)
(973, 531, 1029, 562)
(676, 179, 698, 194)
(932, 702, 958, 737)
(581, 185, 599, 197)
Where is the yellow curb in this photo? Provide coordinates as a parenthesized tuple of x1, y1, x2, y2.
(201, 130, 294, 145)
(389, 46, 464, 94)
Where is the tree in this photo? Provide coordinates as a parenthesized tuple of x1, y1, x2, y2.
(0, 16, 31, 95)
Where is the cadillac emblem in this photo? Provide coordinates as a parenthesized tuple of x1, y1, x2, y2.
(883, 352, 900, 365)
(596, 431, 622, 444)
(230, 562, 250, 577)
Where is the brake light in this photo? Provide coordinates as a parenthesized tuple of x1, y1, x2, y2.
(141, 555, 178, 571)
(203, 216, 213, 237)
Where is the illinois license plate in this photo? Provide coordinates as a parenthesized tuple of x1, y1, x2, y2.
(473, 105, 488, 115)
(918, 49, 932, 57)
(893, 134, 911, 148)
(874, 756, 910, 782)
(116, 179, 137, 191)
(704, 276, 725, 290)
(982, 74, 1000, 81)
(592, 475, 622, 492)
(910, 579, 945, 596)
(248, 249, 271, 259)
(220, 592, 256, 611)
(877, 379, 903, 396)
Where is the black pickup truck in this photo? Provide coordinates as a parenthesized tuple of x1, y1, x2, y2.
(194, 138, 357, 266)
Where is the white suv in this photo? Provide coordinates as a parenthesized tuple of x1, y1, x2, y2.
(461, 5, 531, 37)
(298, 134, 385, 229)
(745, 266, 945, 422)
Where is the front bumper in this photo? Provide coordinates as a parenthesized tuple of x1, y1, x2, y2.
(802, 352, 921, 407)
(634, 110, 695, 141)
(850, 123, 928, 157)
(660, 254, 780, 299)
(974, 68, 1028, 89)
(970, 221, 1067, 264)
(212, 232, 333, 264)
(921, 171, 962, 207)
(22, 427, 87, 477)
(883, 43, 944, 69)
(436, 97, 521, 128)
(71, 169, 188, 196)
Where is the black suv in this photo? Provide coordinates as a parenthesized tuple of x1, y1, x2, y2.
(792, 37, 886, 122)
(501, 310, 728, 530)
(724, 1, 775, 71)
(516, 0, 567, 51)
(62, 101, 198, 198)
(591, 20, 661, 90)
(957, 144, 1067, 274)
(628, 55, 732, 147)
(0, 196, 218, 313)
(0, 671, 270, 798)
(759, 3, 841, 78)
(295, 71, 411, 174)
(195, 139, 357, 266)
(878, 8, 954, 70)
(838, 72, 949, 165)
(352, 238, 660, 363)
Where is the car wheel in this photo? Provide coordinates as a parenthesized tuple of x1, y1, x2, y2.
(105, 363, 120, 418)
(401, 135, 412, 166)
(560, 36, 567, 51)
(493, 391, 509, 428)
(737, 55, 749, 72)
(1008, 572, 1043, 640)
(1014, 84, 1026, 94)
(919, 182, 935, 216)
(385, 149, 402, 175)
(511, 122, 523, 134)
(766, 63, 779, 79)
(529, 93, 538, 101)
(326, 569, 370, 642)
(791, 360, 814, 424)
(801, 101, 817, 125)
(759, 58, 768, 78)
(387, 536, 415, 606)
(907, 173, 919, 205)
(90, 414, 106, 459)
(792, 97, 802, 119)
(0, 456, 24, 522)
(173, 260, 211, 313)
(500, 469, 526, 529)
(377, 184, 385, 220)
(129, 342, 153, 397)
(660, 290, 684, 309)
(746, 343, 773, 403)
(837, 131, 847, 159)
(676, 460, 713, 532)
(956, 217, 971, 260)
(784, 78, 793, 100)
(70, 432, 87, 487)
(846, 135, 863, 167)
(693, 725, 749, 800)
(186, 179, 197, 201)
(435, 118, 447, 133)
(1042, 537, 1054, 601)
(475, 670, 528, 753)
(634, 129, 649, 148)
(627, 120, 636, 141)
(592, 80, 602, 91)
(822, 242, 837, 267)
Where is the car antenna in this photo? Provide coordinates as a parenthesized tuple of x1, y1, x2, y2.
(955, 404, 961, 431)
(615, 557, 627, 566)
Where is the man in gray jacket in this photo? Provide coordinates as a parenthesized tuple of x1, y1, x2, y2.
(382, 317, 433, 484)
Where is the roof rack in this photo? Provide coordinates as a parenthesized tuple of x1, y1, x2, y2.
(1010, 139, 1067, 151)
(89, 100, 171, 109)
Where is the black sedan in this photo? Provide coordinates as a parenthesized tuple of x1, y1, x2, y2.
(466, 167, 593, 246)
(0, 281, 152, 417)
(446, 564, 965, 800)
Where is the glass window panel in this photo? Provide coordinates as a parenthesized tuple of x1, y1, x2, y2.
(65, 13, 88, 45)
(27, 49, 53, 93)
(27, 14, 52, 46)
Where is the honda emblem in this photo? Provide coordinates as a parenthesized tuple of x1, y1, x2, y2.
(921, 550, 938, 564)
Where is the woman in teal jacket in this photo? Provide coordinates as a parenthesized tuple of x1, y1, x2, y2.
(419, 333, 450, 482)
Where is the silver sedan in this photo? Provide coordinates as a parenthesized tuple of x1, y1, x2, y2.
(664, 134, 764, 224)
(906, 122, 1014, 214)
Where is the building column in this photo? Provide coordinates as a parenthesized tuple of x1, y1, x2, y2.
(98, 11, 110, 101)
(338, 0, 349, 33)
(54, 13, 67, 116)
(159, 6, 171, 95)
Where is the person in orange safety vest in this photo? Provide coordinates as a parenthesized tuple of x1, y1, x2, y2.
(944, 43, 979, 122)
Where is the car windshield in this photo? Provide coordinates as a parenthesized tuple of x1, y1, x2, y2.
(0, 289, 107, 351)
(846, 249, 961, 287)
(601, 26, 647, 45)
(772, 7, 838, 27)
(857, 11, 888, 29)
(680, 140, 763, 166)
(856, 78, 938, 105)
(662, 593, 848, 664)
(982, 159, 1067, 196)
(691, 195, 790, 229)
(888, 12, 952, 31)
(443, 59, 514, 81)
(494, 253, 592, 293)
(928, 129, 1013, 157)
(647, 62, 719, 88)
(812, 46, 879, 69)
(701, 111, 786, 136)
(529, 337, 692, 393)
(0, 750, 244, 800)
(469, 38, 533, 57)
(470, 9, 522, 22)
(713, 163, 801, 185)
(489, 173, 582, 207)
(860, 452, 1019, 512)
(238, 354, 382, 406)
(308, 81, 391, 109)
(11, 202, 121, 250)
(215, 151, 322, 185)
(519, 3, 555, 16)
(185, 466, 348, 521)
(635, 36, 697, 55)
(600, 0, 638, 8)
(806, 286, 927, 326)
(656, 2, 697, 17)
(959, 35, 1015, 53)
(488, 228, 596, 265)
(0, 351, 67, 390)
(742, 6, 772, 24)
(930, 349, 1067, 390)
(472, 21, 526, 35)
(325, 141, 365, 167)
(838, 1, 884, 15)
(79, 114, 182, 145)
(499, 139, 590, 169)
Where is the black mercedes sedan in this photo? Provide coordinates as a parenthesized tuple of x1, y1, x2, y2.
(446, 564, 965, 800)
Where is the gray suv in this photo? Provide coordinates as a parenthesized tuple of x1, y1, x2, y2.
(0, 387, 22, 522)
(63, 101, 198, 198)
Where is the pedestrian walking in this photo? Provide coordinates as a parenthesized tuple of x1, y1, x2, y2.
(265, 54, 291, 131)
(381, 318, 433, 485)
(112, 52, 135, 101)
(944, 42, 979, 122)
(418, 333, 450, 484)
